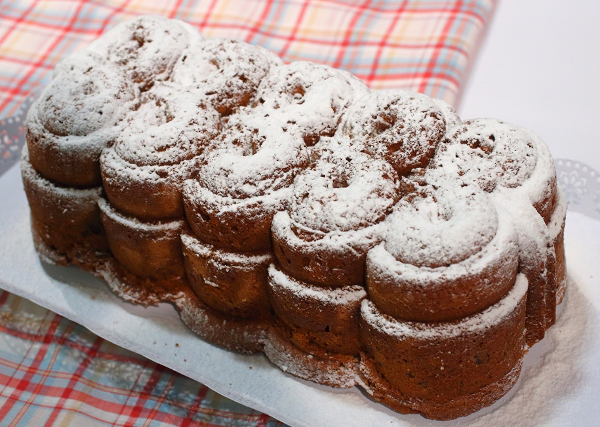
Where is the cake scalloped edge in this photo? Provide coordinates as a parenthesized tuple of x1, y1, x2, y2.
(30, 230, 533, 420)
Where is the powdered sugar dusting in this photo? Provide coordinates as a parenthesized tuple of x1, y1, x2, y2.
(255, 61, 367, 145)
(114, 83, 220, 166)
(272, 210, 386, 256)
(37, 50, 137, 137)
(182, 233, 272, 265)
(199, 115, 308, 199)
(548, 187, 567, 239)
(464, 278, 594, 427)
(21, 14, 573, 421)
(172, 38, 282, 115)
(519, 127, 558, 220)
(432, 97, 461, 130)
(26, 50, 138, 168)
(368, 205, 518, 291)
(290, 138, 399, 233)
(433, 119, 537, 192)
(493, 189, 551, 272)
(263, 329, 358, 388)
(342, 89, 446, 175)
(89, 15, 195, 88)
(185, 178, 293, 215)
(268, 264, 366, 305)
(385, 184, 498, 268)
(98, 198, 183, 233)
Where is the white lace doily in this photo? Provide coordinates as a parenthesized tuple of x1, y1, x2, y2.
(555, 159, 600, 220)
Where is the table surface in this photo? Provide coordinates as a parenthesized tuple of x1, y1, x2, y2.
(460, 0, 600, 171)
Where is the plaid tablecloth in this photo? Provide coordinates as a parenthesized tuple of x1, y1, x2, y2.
(0, 1, 495, 425)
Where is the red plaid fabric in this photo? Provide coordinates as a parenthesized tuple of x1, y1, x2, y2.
(0, 290, 284, 426)
(0, 0, 494, 119)
(0, 1, 496, 425)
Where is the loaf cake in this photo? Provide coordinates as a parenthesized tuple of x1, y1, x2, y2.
(21, 15, 567, 420)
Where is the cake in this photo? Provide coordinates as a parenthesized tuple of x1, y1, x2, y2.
(21, 15, 567, 420)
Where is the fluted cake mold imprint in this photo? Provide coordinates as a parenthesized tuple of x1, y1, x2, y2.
(21, 15, 567, 421)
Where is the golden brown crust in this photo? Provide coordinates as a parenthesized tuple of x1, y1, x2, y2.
(342, 91, 446, 176)
(554, 225, 567, 305)
(30, 217, 549, 420)
(365, 181, 520, 323)
(100, 152, 192, 220)
(25, 49, 138, 187)
(359, 355, 522, 420)
(271, 144, 398, 287)
(21, 154, 108, 263)
(366, 243, 519, 323)
(534, 174, 558, 224)
(544, 187, 567, 329)
(99, 198, 186, 279)
(100, 256, 271, 354)
(549, 190, 568, 306)
(182, 179, 279, 252)
(99, 85, 220, 221)
(263, 326, 359, 387)
(271, 221, 375, 287)
(27, 131, 105, 187)
(267, 265, 365, 355)
(359, 279, 527, 415)
(182, 232, 273, 319)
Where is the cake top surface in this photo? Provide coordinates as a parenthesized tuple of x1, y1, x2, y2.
(114, 84, 221, 166)
(38, 50, 137, 138)
(385, 183, 499, 268)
